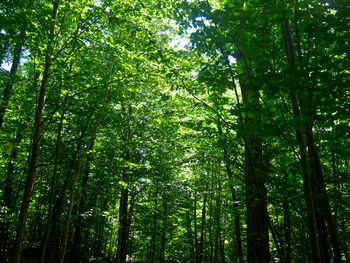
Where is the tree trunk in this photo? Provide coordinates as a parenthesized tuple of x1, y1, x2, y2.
(186, 208, 194, 263)
(214, 182, 221, 263)
(198, 193, 207, 263)
(281, 18, 321, 263)
(240, 75, 270, 263)
(216, 120, 244, 263)
(304, 125, 342, 262)
(209, 179, 214, 263)
(194, 192, 199, 263)
(150, 182, 159, 263)
(12, 2, 59, 262)
(125, 188, 136, 258)
(116, 104, 133, 263)
(49, 121, 88, 249)
(116, 180, 129, 263)
(72, 141, 93, 261)
(39, 95, 68, 263)
(58, 59, 113, 263)
(160, 196, 167, 262)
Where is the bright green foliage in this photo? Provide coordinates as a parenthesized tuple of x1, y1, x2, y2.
(0, 0, 349, 262)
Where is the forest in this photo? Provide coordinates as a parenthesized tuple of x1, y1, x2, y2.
(0, 0, 349, 262)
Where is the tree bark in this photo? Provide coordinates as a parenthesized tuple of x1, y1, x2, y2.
(240, 76, 270, 263)
(160, 197, 167, 263)
(150, 180, 159, 263)
(116, 174, 129, 263)
(39, 95, 68, 263)
(58, 58, 114, 263)
(198, 193, 207, 263)
(214, 182, 221, 263)
(116, 104, 133, 263)
(281, 18, 321, 263)
(194, 192, 199, 263)
(217, 121, 244, 263)
(71, 143, 93, 262)
(304, 125, 342, 262)
(186, 208, 194, 263)
(12, 2, 59, 262)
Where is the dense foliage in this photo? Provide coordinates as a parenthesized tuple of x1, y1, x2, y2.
(0, 0, 349, 262)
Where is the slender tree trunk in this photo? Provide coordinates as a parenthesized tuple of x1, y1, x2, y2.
(39, 95, 68, 263)
(125, 188, 136, 258)
(72, 141, 93, 261)
(194, 192, 199, 263)
(29, 172, 45, 248)
(217, 121, 244, 263)
(160, 197, 167, 263)
(311, 176, 330, 263)
(58, 59, 113, 263)
(12, 2, 59, 262)
(116, 105, 133, 263)
(209, 179, 214, 263)
(150, 183, 159, 263)
(269, 219, 286, 263)
(214, 183, 221, 263)
(116, 178, 129, 263)
(0, 28, 26, 129)
(198, 191, 207, 263)
(49, 121, 87, 243)
(304, 125, 342, 262)
(294, 11, 341, 260)
(281, 18, 321, 263)
(186, 208, 194, 263)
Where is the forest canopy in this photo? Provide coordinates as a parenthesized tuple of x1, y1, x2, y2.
(0, 0, 349, 263)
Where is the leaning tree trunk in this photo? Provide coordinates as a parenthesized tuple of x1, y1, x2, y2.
(12, 2, 59, 262)
(305, 125, 342, 262)
(72, 143, 93, 262)
(280, 15, 341, 262)
(293, 7, 342, 260)
(39, 95, 68, 263)
(58, 61, 114, 263)
(48, 122, 88, 251)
